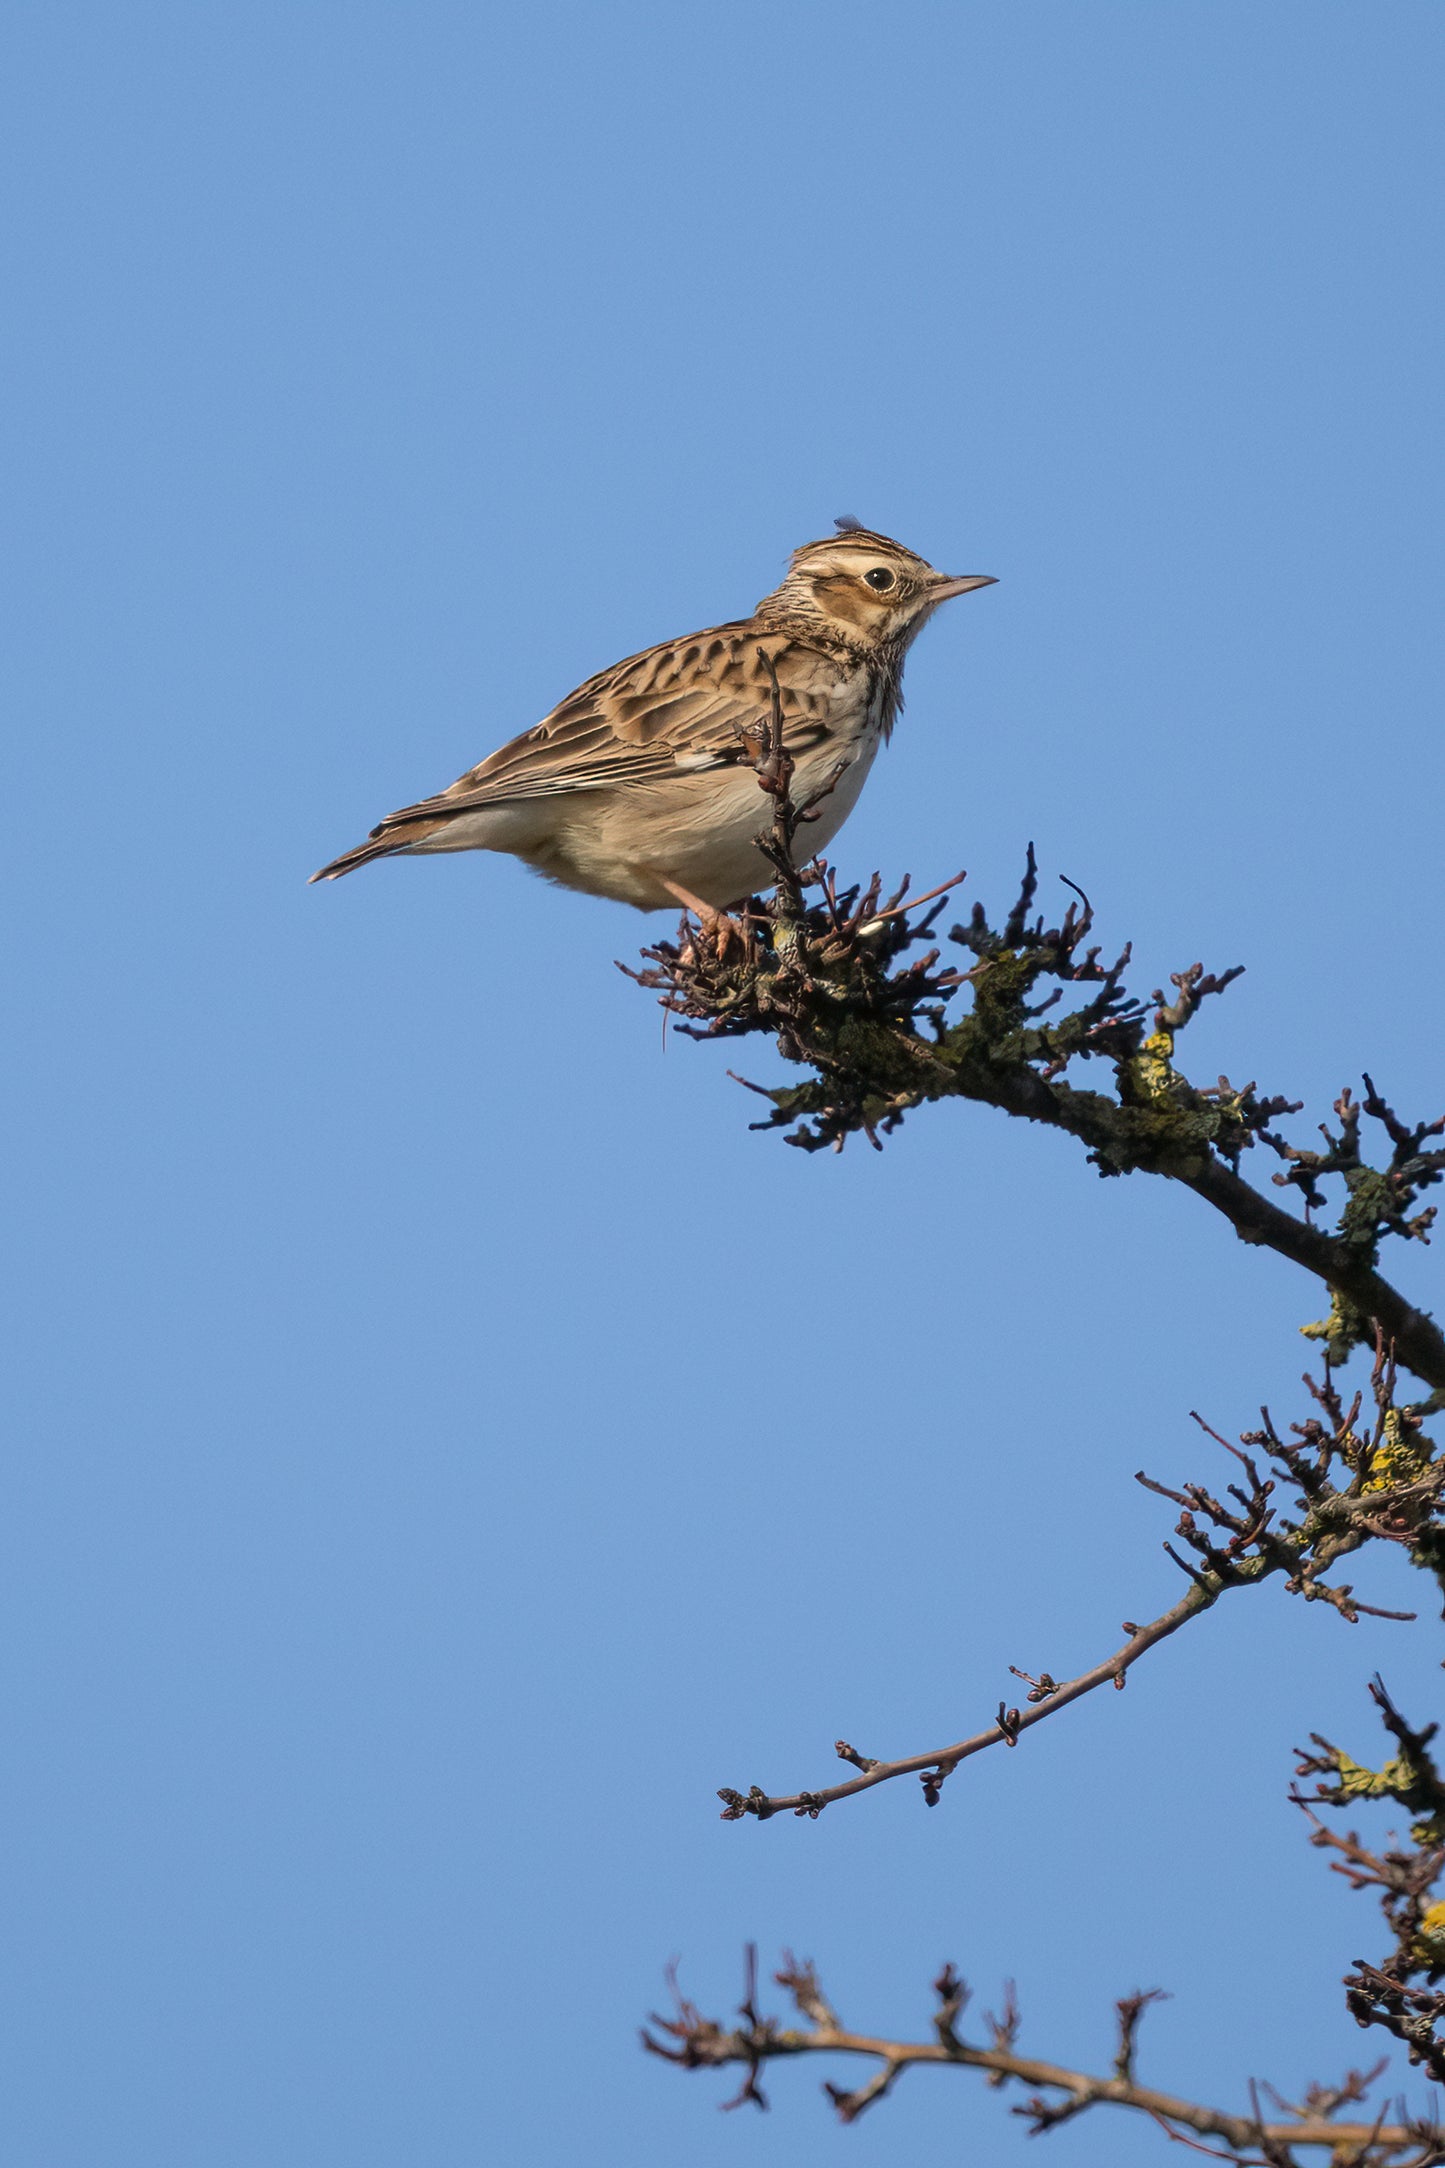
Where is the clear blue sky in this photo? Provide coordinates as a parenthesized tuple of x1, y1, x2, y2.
(5, 6, 1444, 2163)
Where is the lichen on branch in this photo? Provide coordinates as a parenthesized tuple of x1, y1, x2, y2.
(625, 806, 1445, 1388)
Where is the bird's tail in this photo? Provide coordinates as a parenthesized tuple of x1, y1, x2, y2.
(308, 836, 404, 882)
(309, 813, 449, 883)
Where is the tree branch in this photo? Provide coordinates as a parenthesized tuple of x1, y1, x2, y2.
(717, 1582, 1212, 1822)
(627, 776, 1445, 2154)
(625, 825, 1445, 1389)
(644, 1952, 1442, 2164)
(1183, 1158, 1445, 1399)
(717, 1341, 1442, 1823)
(1294, 1679, 1445, 2086)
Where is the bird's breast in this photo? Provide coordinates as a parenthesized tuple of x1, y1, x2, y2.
(820, 663, 880, 738)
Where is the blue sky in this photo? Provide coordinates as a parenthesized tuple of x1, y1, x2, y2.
(4, 5, 1444, 2163)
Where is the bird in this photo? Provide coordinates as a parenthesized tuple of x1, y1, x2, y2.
(310, 521, 995, 914)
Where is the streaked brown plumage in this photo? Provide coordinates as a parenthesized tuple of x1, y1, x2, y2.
(310, 524, 994, 910)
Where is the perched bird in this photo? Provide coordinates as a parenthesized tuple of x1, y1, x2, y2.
(310, 522, 994, 912)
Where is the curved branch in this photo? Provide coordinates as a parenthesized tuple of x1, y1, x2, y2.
(1181, 1160, 1445, 1393)
(943, 1073, 1445, 1393)
(629, 846, 1445, 1389)
(900, 1071, 1445, 1392)
(646, 1956, 1440, 2163)
(719, 1583, 1212, 1822)
(719, 1358, 1441, 1823)
(723, 2029, 1420, 2159)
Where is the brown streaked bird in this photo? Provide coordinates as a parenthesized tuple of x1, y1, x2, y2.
(310, 522, 995, 913)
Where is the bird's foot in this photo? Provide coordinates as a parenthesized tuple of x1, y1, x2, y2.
(658, 878, 745, 963)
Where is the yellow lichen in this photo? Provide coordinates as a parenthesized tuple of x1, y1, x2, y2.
(1361, 1406, 1432, 1495)
(1411, 1900, 1445, 1972)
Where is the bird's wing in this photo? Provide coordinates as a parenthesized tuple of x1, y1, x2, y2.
(367, 625, 845, 834)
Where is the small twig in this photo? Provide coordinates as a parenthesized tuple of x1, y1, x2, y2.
(645, 1952, 1440, 2162)
(718, 1584, 1207, 1819)
(718, 1362, 1440, 1822)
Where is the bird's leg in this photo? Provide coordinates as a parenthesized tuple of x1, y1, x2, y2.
(657, 876, 743, 962)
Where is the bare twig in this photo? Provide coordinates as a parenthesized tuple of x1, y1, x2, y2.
(717, 1582, 1209, 1822)
(718, 1348, 1442, 1822)
(644, 1952, 1443, 2164)
(1292, 1682, 1445, 2086)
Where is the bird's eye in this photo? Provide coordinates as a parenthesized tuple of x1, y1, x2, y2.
(864, 567, 896, 591)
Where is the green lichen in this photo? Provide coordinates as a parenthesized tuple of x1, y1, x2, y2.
(1302, 1288, 1374, 1366)
(1310, 1741, 1445, 1847)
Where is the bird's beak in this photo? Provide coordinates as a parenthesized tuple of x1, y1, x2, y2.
(928, 573, 998, 601)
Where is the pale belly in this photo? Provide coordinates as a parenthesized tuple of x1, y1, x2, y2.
(530, 730, 884, 908)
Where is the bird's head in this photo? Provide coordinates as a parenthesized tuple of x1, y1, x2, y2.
(756, 521, 995, 648)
